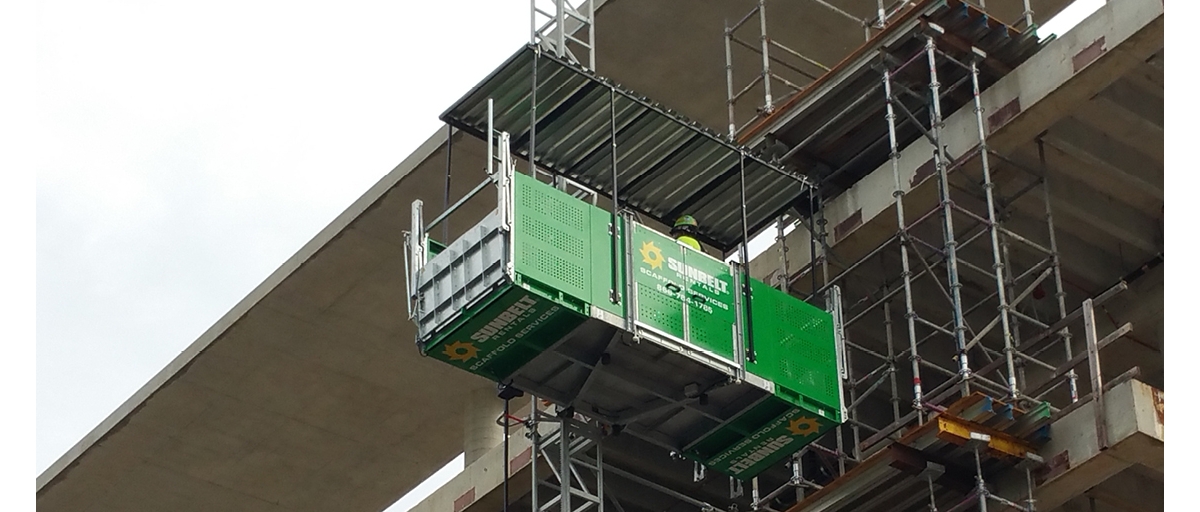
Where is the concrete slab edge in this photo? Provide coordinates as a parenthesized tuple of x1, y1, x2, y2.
(36, 126, 454, 493)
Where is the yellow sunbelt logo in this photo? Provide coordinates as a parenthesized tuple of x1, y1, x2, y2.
(640, 241, 665, 269)
(444, 341, 478, 362)
(639, 240, 730, 296)
(787, 416, 821, 437)
(711, 410, 823, 475)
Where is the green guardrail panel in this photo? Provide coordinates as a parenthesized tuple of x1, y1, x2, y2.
(686, 396, 838, 479)
(746, 278, 841, 415)
(631, 223, 686, 339)
(513, 173, 594, 308)
(681, 243, 736, 361)
(425, 286, 585, 382)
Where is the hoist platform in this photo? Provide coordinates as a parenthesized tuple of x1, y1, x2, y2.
(408, 149, 843, 479)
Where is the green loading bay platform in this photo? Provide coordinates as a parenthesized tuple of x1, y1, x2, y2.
(410, 168, 843, 479)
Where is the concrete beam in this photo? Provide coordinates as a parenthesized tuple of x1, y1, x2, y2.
(1084, 465, 1164, 512)
(1098, 75, 1163, 129)
(993, 379, 1163, 511)
(1072, 93, 1162, 165)
(464, 385, 506, 466)
(1042, 117, 1163, 203)
(1005, 170, 1160, 255)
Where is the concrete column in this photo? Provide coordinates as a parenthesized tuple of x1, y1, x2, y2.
(463, 383, 504, 467)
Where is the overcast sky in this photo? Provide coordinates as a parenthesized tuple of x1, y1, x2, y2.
(34, 0, 534, 507)
(33, 0, 1104, 510)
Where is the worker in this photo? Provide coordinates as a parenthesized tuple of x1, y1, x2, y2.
(671, 215, 703, 251)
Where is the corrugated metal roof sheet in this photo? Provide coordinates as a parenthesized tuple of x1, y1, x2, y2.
(441, 44, 813, 253)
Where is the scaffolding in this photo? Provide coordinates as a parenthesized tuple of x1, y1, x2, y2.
(413, 1, 1153, 512)
(724, 0, 1038, 141)
(720, 3, 1143, 512)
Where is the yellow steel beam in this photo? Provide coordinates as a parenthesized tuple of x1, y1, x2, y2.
(934, 415, 1035, 459)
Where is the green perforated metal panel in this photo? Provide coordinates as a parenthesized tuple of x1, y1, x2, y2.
(513, 172, 625, 318)
(513, 173, 593, 306)
(631, 223, 686, 339)
(746, 278, 841, 415)
(681, 246, 736, 361)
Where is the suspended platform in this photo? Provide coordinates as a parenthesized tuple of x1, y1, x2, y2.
(407, 137, 843, 479)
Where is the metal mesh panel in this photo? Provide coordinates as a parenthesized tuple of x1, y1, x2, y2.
(513, 173, 592, 302)
(746, 279, 840, 411)
(637, 283, 684, 337)
(682, 249, 736, 361)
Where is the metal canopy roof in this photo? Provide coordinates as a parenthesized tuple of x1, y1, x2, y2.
(440, 44, 812, 253)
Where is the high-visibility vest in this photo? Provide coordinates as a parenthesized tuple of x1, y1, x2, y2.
(676, 235, 701, 251)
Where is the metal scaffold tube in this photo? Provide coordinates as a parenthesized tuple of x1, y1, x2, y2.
(724, 19, 737, 138)
(587, 0, 595, 68)
(1037, 138, 1078, 403)
(968, 52, 1020, 400)
(924, 34, 972, 397)
(531, 47, 539, 178)
(739, 152, 756, 362)
(776, 216, 789, 290)
(608, 86, 620, 304)
(883, 294, 902, 425)
(556, 0, 566, 64)
(757, 0, 773, 113)
(881, 63, 924, 422)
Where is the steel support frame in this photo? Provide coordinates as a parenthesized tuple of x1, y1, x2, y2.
(530, 404, 606, 512)
(531, 0, 596, 70)
(526, 401, 726, 512)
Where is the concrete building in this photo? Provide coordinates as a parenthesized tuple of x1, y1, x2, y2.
(37, 1, 1163, 511)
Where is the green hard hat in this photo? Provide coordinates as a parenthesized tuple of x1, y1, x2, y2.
(674, 215, 699, 229)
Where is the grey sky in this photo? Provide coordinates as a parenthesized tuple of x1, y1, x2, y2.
(35, 0, 1103, 509)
